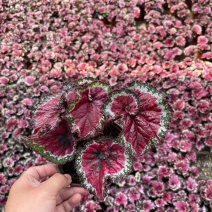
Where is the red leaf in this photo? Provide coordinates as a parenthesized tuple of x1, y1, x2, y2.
(104, 90, 139, 116)
(76, 137, 131, 200)
(33, 95, 66, 135)
(68, 83, 108, 139)
(23, 120, 76, 164)
(105, 83, 170, 155)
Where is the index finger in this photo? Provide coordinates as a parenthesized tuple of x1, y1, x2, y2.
(21, 164, 58, 181)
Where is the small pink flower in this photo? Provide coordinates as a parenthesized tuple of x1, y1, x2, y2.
(133, 161, 143, 171)
(192, 25, 202, 34)
(197, 36, 208, 45)
(115, 192, 127, 207)
(22, 98, 33, 107)
(169, 175, 181, 191)
(187, 177, 197, 193)
(84, 200, 102, 212)
(25, 76, 35, 86)
(126, 175, 136, 186)
(173, 99, 185, 110)
(189, 167, 200, 178)
(50, 68, 62, 78)
(143, 200, 155, 211)
(158, 166, 173, 180)
(205, 185, 212, 201)
(192, 89, 208, 100)
(0, 173, 6, 184)
(0, 144, 8, 154)
(152, 181, 164, 196)
(189, 194, 200, 203)
(0, 77, 9, 85)
(174, 159, 189, 174)
(6, 117, 18, 131)
(197, 100, 209, 113)
(179, 140, 192, 152)
(176, 36, 186, 46)
(128, 187, 140, 203)
(155, 198, 166, 207)
(173, 201, 188, 212)
(162, 192, 172, 204)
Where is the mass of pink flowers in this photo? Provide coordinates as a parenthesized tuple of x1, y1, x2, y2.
(0, 0, 212, 211)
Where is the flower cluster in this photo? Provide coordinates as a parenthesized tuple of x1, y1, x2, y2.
(0, 0, 212, 210)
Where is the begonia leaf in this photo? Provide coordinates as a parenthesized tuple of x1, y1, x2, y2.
(22, 120, 76, 164)
(127, 82, 171, 154)
(104, 82, 170, 155)
(75, 137, 132, 200)
(33, 95, 66, 135)
(67, 82, 109, 139)
(104, 90, 139, 116)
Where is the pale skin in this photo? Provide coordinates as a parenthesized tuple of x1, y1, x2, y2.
(5, 164, 89, 212)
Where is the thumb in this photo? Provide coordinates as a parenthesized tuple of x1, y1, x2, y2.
(39, 173, 72, 196)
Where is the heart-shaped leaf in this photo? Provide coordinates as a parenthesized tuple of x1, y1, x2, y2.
(75, 137, 132, 200)
(67, 82, 109, 139)
(22, 120, 77, 164)
(126, 82, 171, 154)
(104, 90, 139, 116)
(104, 82, 170, 155)
(33, 95, 66, 135)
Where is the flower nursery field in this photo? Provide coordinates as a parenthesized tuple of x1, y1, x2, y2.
(0, 0, 212, 211)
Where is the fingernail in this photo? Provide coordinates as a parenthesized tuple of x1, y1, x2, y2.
(64, 174, 72, 183)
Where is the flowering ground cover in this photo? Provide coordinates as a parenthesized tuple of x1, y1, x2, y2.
(0, 0, 212, 211)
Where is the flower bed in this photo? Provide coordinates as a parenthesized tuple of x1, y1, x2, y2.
(0, 0, 212, 211)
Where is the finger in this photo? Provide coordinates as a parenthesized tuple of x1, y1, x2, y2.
(21, 164, 58, 181)
(39, 173, 71, 196)
(56, 193, 82, 212)
(15, 164, 58, 189)
(56, 187, 89, 205)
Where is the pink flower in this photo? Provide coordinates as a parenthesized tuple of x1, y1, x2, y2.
(175, 36, 186, 46)
(143, 200, 155, 211)
(187, 177, 197, 193)
(179, 140, 192, 152)
(22, 99, 33, 107)
(0, 144, 8, 154)
(205, 184, 212, 201)
(0, 174, 6, 184)
(155, 198, 166, 207)
(197, 36, 208, 45)
(192, 25, 202, 34)
(169, 175, 181, 191)
(152, 181, 164, 196)
(0, 77, 9, 85)
(128, 187, 140, 203)
(6, 117, 18, 131)
(83, 200, 102, 212)
(173, 201, 188, 212)
(158, 166, 173, 180)
(126, 175, 136, 186)
(174, 159, 189, 174)
(197, 100, 209, 113)
(189, 167, 200, 178)
(115, 192, 127, 207)
(173, 99, 185, 110)
(133, 161, 143, 171)
(25, 76, 35, 86)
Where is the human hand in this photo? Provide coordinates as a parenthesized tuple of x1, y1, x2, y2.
(5, 164, 89, 212)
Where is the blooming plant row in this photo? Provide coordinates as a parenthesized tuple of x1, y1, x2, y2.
(0, 0, 212, 211)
